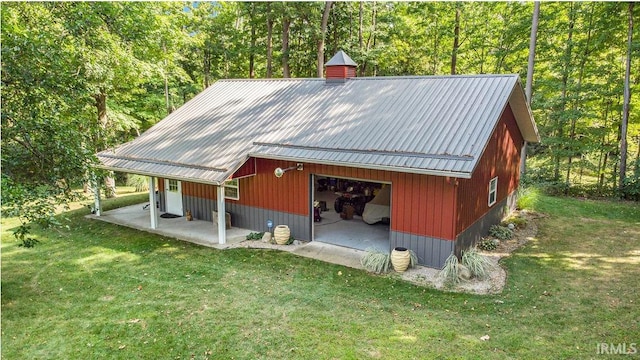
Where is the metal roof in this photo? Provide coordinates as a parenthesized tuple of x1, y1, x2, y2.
(325, 50, 357, 67)
(98, 74, 539, 185)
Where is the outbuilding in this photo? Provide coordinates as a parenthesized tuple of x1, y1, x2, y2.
(97, 51, 539, 269)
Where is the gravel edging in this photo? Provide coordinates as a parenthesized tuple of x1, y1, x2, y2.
(225, 210, 540, 295)
(399, 210, 540, 295)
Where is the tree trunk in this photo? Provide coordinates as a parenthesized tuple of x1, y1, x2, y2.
(520, 1, 540, 176)
(451, 3, 460, 75)
(371, 2, 377, 76)
(597, 99, 611, 191)
(619, 2, 634, 196)
(431, 16, 440, 74)
(348, 3, 353, 42)
(358, 1, 365, 76)
(163, 43, 171, 114)
(317, 1, 333, 78)
(554, 3, 574, 183)
(203, 48, 211, 88)
(249, 3, 256, 79)
(362, 2, 377, 76)
(104, 174, 117, 199)
(266, 2, 273, 78)
(282, 12, 291, 78)
(95, 91, 116, 198)
(566, 3, 594, 187)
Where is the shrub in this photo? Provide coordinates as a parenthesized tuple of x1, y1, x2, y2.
(246, 232, 264, 240)
(461, 248, 493, 280)
(361, 249, 391, 274)
(489, 224, 513, 240)
(285, 235, 295, 245)
(516, 186, 539, 210)
(478, 237, 498, 251)
(439, 253, 460, 285)
(501, 215, 527, 229)
(126, 174, 149, 193)
(622, 176, 640, 201)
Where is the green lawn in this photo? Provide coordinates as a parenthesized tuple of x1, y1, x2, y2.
(2, 190, 639, 359)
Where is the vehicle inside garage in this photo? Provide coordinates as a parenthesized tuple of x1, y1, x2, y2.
(312, 175, 390, 252)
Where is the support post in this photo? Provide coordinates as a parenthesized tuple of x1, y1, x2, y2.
(93, 176, 102, 216)
(217, 185, 226, 244)
(149, 176, 158, 229)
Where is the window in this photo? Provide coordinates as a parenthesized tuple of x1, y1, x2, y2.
(168, 179, 178, 192)
(224, 179, 239, 200)
(488, 177, 498, 206)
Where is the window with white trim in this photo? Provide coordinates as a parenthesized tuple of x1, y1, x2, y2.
(224, 179, 239, 200)
(168, 179, 178, 192)
(488, 177, 498, 206)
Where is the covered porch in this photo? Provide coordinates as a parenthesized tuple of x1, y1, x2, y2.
(88, 202, 368, 270)
(89, 203, 253, 249)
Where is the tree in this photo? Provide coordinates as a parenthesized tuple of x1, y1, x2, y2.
(521, 1, 540, 175)
(317, 1, 333, 77)
(282, 4, 291, 78)
(619, 2, 634, 196)
(451, 2, 461, 75)
(1, 2, 191, 245)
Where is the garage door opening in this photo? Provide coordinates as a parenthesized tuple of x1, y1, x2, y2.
(312, 175, 390, 252)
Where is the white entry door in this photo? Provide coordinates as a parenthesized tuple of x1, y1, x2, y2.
(165, 179, 183, 216)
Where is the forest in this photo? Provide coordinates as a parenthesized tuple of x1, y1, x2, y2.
(1, 2, 638, 239)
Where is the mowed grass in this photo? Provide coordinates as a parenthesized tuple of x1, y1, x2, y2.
(2, 190, 639, 359)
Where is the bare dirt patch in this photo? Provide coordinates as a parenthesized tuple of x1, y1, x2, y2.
(400, 210, 542, 295)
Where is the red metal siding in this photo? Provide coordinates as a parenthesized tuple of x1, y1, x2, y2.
(455, 104, 524, 234)
(182, 181, 216, 200)
(169, 159, 459, 240)
(232, 159, 457, 240)
(231, 158, 256, 179)
(326, 65, 356, 79)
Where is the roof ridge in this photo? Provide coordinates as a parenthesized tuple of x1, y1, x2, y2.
(216, 74, 518, 83)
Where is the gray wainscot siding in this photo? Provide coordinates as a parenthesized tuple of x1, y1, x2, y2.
(455, 190, 518, 256)
(390, 231, 454, 269)
(158, 191, 166, 212)
(182, 195, 311, 240)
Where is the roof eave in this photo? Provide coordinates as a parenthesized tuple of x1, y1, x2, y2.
(96, 163, 223, 186)
(248, 152, 473, 179)
(509, 80, 541, 143)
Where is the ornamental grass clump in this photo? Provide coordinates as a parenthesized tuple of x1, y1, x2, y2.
(361, 248, 391, 274)
(439, 253, 460, 285)
(126, 174, 149, 192)
(408, 249, 418, 268)
(461, 248, 493, 280)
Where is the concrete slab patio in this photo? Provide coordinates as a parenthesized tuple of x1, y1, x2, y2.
(88, 203, 518, 294)
(88, 203, 367, 270)
(87, 203, 252, 249)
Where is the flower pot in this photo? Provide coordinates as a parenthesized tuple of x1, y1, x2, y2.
(274, 225, 290, 245)
(391, 247, 411, 272)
